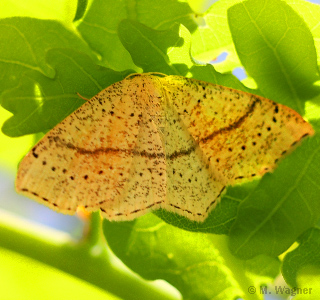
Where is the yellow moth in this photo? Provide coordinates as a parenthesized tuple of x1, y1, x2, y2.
(16, 74, 314, 222)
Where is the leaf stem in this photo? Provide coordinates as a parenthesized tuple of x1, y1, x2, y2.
(0, 209, 178, 300)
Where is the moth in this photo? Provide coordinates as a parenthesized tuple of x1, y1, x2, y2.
(16, 74, 314, 222)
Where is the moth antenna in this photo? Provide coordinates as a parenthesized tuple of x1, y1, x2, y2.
(77, 92, 90, 101)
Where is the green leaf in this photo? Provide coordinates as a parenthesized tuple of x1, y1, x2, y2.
(73, 0, 88, 22)
(1, 48, 128, 136)
(118, 19, 252, 92)
(0, 0, 78, 23)
(287, 0, 320, 67)
(191, 0, 320, 76)
(75, 0, 198, 71)
(74, 0, 249, 73)
(229, 128, 320, 259)
(282, 227, 320, 288)
(103, 214, 280, 300)
(190, 64, 254, 92)
(155, 182, 258, 235)
(118, 20, 190, 76)
(76, 0, 136, 71)
(294, 265, 320, 299)
(0, 17, 93, 94)
(228, 0, 320, 113)
(129, 0, 196, 30)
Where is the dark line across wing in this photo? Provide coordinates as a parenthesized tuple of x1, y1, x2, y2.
(49, 136, 165, 158)
(41, 98, 260, 160)
(47, 136, 196, 160)
(200, 97, 260, 143)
